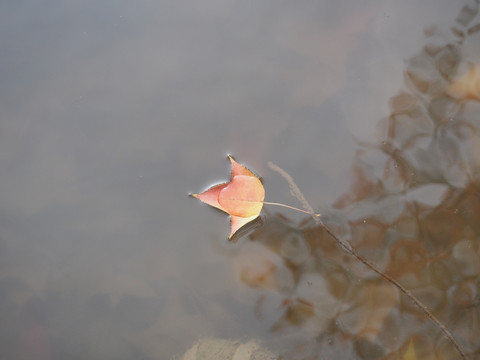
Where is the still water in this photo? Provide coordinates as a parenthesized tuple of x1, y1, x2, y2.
(0, 1, 479, 359)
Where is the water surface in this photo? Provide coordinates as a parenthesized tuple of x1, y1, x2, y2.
(0, 1, 479, 359)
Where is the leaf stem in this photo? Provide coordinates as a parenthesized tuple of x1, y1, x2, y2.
(263, 201, 321, 216)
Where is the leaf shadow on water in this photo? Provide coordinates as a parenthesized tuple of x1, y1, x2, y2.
(232, 4, 480, 360)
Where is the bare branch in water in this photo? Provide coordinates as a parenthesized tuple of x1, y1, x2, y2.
(267, 161, 467, 360)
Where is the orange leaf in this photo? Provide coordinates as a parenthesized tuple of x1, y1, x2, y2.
(191, 155, 265, 239)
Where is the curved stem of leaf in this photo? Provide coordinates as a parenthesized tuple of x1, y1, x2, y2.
(263, 201, 321, 216)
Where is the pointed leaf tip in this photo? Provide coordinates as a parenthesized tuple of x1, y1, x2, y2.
(229, 215, 259, 239)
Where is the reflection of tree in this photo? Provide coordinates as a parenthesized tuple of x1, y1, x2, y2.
(237, 3, 480, 359)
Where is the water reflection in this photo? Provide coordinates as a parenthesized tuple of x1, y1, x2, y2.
(234, 4, 480, 359)
(1, 1, 479, 359)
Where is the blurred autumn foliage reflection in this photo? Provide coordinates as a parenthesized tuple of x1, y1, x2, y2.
(238, 4, 480, 360)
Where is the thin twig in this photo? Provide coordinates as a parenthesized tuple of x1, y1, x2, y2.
(267, 161, 467, 360)
(322, 224, 466, 360)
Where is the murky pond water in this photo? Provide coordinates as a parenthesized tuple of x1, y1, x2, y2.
(1, 1, 479, 359)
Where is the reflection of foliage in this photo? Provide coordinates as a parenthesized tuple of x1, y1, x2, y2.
(237, 4, 480, 360)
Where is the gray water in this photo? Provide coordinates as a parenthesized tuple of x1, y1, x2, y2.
(1, 1, 479, 359)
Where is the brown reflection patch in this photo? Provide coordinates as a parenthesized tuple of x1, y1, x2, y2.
(349, 219, 388, 249)
(337, 282, 399, 343)
(271, 297, 315, 331)
(420, 206, 465, 247)
(239, 261, 277, 289)
(387, 240, 447, 280)
(334, 160, 381, 208)
(452, 280, 478, 307)
(232, 4, 480, 359)
(447, 62, 480, 100)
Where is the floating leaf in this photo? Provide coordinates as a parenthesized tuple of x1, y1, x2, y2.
(191, 156, 265, 239)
